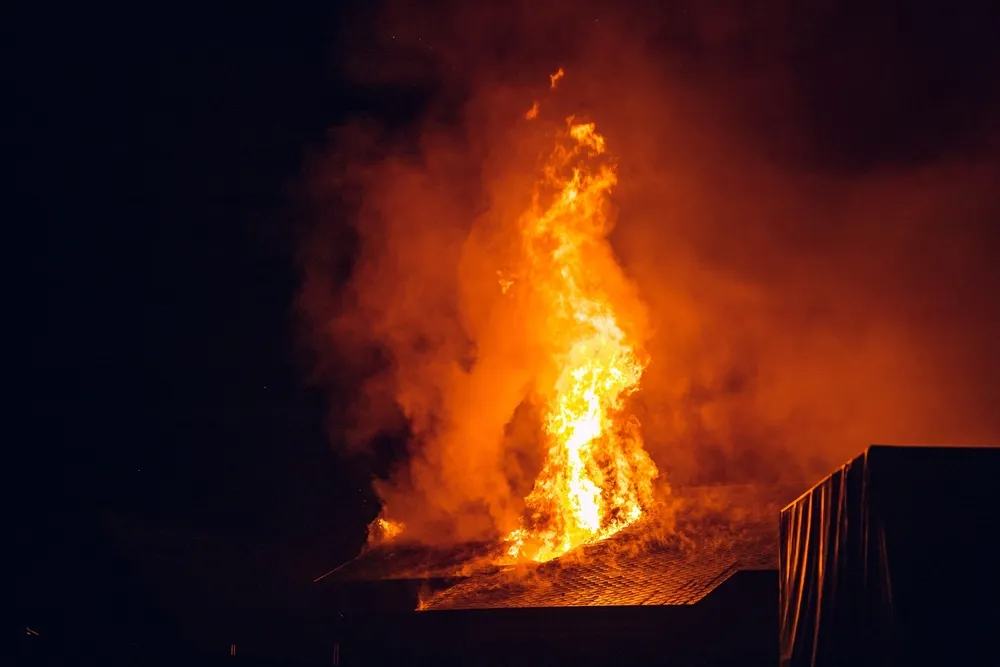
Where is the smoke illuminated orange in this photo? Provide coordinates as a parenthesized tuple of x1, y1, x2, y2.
(504, 80, 658, 562)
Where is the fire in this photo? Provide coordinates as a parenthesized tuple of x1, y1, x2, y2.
(367, 516, 405, 545)
(549, 67, 565, 89)
(504, 75, 658, 562)
(360, 71, 657, 564)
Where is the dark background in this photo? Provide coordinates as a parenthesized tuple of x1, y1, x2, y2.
(15, 2, 391, 635)
(14, 0, 1000, 647)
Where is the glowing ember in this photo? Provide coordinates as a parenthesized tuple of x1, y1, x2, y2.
(549, 67, 565, 89)
(504, 73, 658, 563)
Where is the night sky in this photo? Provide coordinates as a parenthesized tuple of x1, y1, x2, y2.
(16, 0, 1000, 642)
(17, 2, 389, 627)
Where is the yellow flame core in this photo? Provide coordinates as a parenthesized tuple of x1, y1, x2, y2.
(505, 118, 658, 563)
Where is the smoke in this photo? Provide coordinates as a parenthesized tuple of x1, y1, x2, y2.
(298, 0, 1000, 545)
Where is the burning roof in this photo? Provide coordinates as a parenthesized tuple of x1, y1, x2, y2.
(419, 519, 776, 610)
(320, 483, 803, 611)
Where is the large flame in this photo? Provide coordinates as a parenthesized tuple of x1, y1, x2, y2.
(363, 72, 658, 562)
(504, 84, 658, 563)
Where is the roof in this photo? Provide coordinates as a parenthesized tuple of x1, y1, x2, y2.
(421, 518, 776, 609)
(320, 483, 805, 611)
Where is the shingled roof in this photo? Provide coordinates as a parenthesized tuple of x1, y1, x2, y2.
(318, 483, 804, 611)
(420, 519, 777, 609)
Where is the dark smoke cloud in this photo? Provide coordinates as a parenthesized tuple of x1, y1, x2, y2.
(299, 0, 1000, 544)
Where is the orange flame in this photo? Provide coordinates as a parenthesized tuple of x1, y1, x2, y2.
(504, 75, 658, 563)
(367, 516, 405, 545)
(549, 67, 565, 89)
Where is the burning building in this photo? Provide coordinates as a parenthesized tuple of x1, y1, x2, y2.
(300, 60, 1000, 663)
(294, 0, 1000, 652)
(303, 71, 804, 665)
(316, 484, 796, 666)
